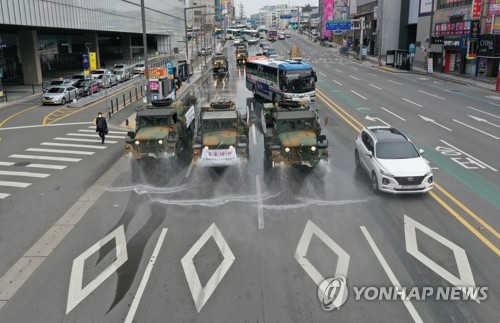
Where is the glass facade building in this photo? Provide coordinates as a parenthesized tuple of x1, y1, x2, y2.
(0, 0, 186, 82)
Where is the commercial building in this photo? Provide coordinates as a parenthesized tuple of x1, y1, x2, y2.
(0, 0, 185, 85)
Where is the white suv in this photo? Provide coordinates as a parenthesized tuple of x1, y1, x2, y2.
(354, 127, 433, 194)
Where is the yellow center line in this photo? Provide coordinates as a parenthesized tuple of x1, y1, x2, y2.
(43, 83, 139, 126)
(0, 104, 40, 128)
(429, 191, 500, 256)
(317, 87, 500, 255)
(317, 89, 365, 129)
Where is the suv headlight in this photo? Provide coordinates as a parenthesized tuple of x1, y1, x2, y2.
(380, 169, 394, 178)
(425, 170, 433, 177)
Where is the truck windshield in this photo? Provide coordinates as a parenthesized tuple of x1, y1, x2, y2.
(137, 116, 170, 126)
(276, 119, 313, 131)
(203, 119, 237, 130)
(284, 69, 315, 92)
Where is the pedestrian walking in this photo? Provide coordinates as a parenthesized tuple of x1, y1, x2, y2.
(96, 112, 108, 144)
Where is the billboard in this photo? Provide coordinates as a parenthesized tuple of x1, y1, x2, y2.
(323, 0, 334, 38)
(419, 0, 432, 16)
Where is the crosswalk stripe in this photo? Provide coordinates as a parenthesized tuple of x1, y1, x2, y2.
(66, 133, 124, 139)
(54, 137, 118, 144)
(41, 142, 107, 149)
(0, 180, 31, 188)
(10, 154, 82, 162)
(78, 129, 126, 134)
(0, 170, 50, 178)
(0, 193, 11, 199)
(0, 162, 15, 166)
(27, 164, 67, 170)
(26, 148, 95, 155)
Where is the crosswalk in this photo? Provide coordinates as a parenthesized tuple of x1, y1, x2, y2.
(0, 126, 126, 199)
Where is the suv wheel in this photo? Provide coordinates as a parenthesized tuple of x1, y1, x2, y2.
(371, 172, 379, 192)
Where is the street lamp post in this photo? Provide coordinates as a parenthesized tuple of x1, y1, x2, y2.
(140, 0, 150, 103)
(184, 5, 206, 83)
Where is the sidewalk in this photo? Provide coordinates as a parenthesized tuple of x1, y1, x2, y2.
(295, 31, 498, 92)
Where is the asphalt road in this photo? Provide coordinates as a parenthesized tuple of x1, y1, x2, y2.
(0, 36, 498, 323)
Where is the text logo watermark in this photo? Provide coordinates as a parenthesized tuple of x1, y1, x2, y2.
(317, 276, 348, 311)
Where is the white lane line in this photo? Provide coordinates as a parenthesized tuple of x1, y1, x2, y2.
(0, 170, 50, 178)
(27, 164, 67, 170)
(0, 162, 15, 166)
(55, 137, 118, 144)
(360, 226, 423, 323)
(26, 148, 95, 155)
(9, 154, 81, 162)
(125, 228, 168, 323)
(78, 129, 126, 134)
(40, 142, 107, 149)
(332, 79, 342, 86)
(324, 64, 330, 68)
(453, 119, 500, 140)
(369, 84, 382, 90)
(252, 124, 257, 145)
(66, 133, 124, 139)
(351, 66, 359, 70)
(0, 193, 10, 199)
(334, 69, 344, 74)
(350, 90, 367, 100)
(185, 163, 194, 178)
(439, 140, 497, 171)
(401, 98, 423, 107)
(349, 75, 360, 80)
(0, 122, 92, 131)
(467, 106, 500, 119)
(0, 181, 31, 188)
(368, 73, 378, 77)
(318, 72, 326, 77)
(256, 175, 264, 229)
(388, 79, 403, 85)
(417, 90, 445, 99)
(380, 107, 406, 121)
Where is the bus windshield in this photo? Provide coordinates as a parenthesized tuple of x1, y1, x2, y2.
(283, 69, 315, 92)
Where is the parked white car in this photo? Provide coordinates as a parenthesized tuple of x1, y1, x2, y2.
(41, 86, 78, 105)
(354, 126, 433, 194)
(133, 62, 145, 74)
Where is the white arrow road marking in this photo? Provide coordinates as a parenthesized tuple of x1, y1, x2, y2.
(453, 119, 499, 140)
(350, 90, 367, 100)
(402, 98, 423, 107)
(360, 226, 424, 323)
(294, 220, 350, 287)
(467, 106, 500, 119)
(439, 140, 497, 171)
(332, 79, 342, 86)
(369, 84, 382, 90)
(365, 115, 390, 126)
(181, 223, 235, 313)
(125, 228, 168, 323)
(417, 90, 445, 99)
(468, 115, 500, 129)
(380, 107, 406, 121)
(419, 115, 452, 131)
(404, 215, 479, 303)
(66, 225, 128, 314)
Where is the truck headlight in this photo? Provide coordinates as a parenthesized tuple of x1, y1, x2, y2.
(134, 140, 140, 145)
(204, 146, 209, 150)
(310, 146, 317, 152)
(284, 147, 291, 153)
(229, 145, 234, 149)
(158, 139, 163, 145)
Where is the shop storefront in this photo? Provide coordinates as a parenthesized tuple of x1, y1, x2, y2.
(443, 36, 468, 74)
(476, 34, 500, 77)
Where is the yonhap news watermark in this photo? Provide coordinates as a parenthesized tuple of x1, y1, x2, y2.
(318, 276, 488, 311)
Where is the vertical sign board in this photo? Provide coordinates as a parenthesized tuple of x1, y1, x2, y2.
(89, 52, 97, 71)
(419, 0, 433, 16)
(496, 63, 500, 92)
(471, 0, 482, 19)
(427, 57, 433, 73)
(323, 0, 334, 38)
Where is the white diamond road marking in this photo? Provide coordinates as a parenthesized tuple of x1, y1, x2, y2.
(66, 133, 124, 139)
(0, 180, 31, 188)
(0, 170, 50, 178)
(294, 220, 350, 287)
(40, 142, 107, 149)
(66, 225, 128, 314)
(9, 154, 81, 162)
(54, 137, 118, 144)
(404, 215, 479, 302)
(26, 148, 95, 155)
(181, 223, 235, 313)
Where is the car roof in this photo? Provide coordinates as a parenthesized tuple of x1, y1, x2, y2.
(366, 127, 409, 142)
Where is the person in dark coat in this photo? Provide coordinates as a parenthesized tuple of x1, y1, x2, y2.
(96, 112, 108, 144)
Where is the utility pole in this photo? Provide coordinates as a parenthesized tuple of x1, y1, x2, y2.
(140, 0, 150, 103)
(359, 17, 365, 61)
(428, 0, 435, 51)
(184, 5, 206, 83)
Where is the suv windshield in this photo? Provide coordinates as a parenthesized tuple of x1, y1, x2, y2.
(283, 69, 315, 92)
(376, 141, 420, 159)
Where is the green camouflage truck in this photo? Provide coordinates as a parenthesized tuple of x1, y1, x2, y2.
(212, 54, 229, 75)
(236, 46, 248, 65)
(263, 101, 329, 171)
(125, 101, 195, 160)
(192, 99, 249, 166)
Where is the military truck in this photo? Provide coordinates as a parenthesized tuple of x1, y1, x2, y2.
(289, 45, 302, 61)
(125, 100, 195, 161)
(212, 54, 229, 75)
(263, 101, 329, 172)
(236, 45, 248, 65)
(192, 99, 249, 167)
